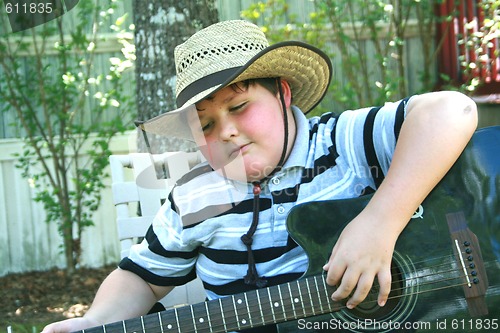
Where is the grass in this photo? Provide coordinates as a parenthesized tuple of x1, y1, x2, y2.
(4, 323, 48, 333)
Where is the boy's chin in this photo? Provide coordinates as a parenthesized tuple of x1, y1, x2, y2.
(209, 151, 280, 183)
(214, 160, 276, 184)
(215, 169, 262, 183)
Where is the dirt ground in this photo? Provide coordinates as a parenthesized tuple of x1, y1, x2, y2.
(0, 265, 116, 327)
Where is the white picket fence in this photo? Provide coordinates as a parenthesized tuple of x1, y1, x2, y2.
(0, 131, 138, 277)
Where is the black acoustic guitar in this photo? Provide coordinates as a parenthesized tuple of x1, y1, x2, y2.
(76, 126, 500, 333)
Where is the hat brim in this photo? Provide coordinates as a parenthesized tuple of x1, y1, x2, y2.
(141, 41, 332, 140)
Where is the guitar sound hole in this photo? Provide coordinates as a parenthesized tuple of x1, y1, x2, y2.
(328, 251, 418, 330)
(349, 260, 404, 318)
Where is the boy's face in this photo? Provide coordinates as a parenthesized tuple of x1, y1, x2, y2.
(188, 81, 295, 183)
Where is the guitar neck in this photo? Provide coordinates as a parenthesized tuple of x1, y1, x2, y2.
(79, 274, 336, 333)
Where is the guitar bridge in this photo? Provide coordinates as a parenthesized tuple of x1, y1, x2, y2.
(447, 211, 489, 317)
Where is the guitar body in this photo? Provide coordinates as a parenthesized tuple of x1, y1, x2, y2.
(283, 126, 500, 332)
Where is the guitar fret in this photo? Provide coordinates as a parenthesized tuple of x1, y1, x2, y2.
(281, 282, 295, 320)
(222, 293, 250, 331)
(243, 292, 253, 327)
(204, 297, 224, 332)
(157, 312, 164, 333)
(231, 295, 241, 330)
(256, 287, 275, 325)
(296, 279, 307, 317)
(177, 306, 196, 332)
(142, 313, 163, 333)
(287, 282, 299, 319)
(217, 298, 227, 331)
(176, 306, 197, 331)
(255, 289, 266, 326)
(174, 308, 181, 333)
(276, 284, 287, 320)
(126, 317, 144, 333)
(174, 308, 182, 333)
(190, 302, 211, 331)
(122, 320, 127, 333)
(305, 278, 316, 315)
(158, 308, 178, 331)
(267, 287, 277, 322)
(320, 275, 333, 312)
(190, 305, 197, 331)
(233, 294, 252, 329)
(313, 276, 325, 313)
(204, 301, 213, 332)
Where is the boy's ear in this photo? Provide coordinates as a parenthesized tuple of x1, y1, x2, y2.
(279, 79, 293, 108)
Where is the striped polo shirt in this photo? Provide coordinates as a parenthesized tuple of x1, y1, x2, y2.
(119, 98, 410, 301)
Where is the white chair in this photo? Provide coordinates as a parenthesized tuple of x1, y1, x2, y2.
(109, 151, 206, 308)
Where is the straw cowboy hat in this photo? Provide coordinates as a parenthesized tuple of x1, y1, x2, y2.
(141, 20, 332, 140)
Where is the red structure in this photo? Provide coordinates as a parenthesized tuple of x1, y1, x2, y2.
(436, 0, 499, 95)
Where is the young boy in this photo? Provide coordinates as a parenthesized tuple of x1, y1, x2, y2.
(43, 20, 477, 333)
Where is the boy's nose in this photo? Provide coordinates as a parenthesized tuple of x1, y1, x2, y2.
(219, 118, 239, 140)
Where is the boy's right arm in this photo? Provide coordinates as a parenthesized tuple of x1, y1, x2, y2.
(42, 268, 174, 333)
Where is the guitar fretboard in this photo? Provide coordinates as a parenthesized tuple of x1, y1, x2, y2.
(80, 274, 337, 333)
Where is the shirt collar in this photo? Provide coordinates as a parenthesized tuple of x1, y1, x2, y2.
(282, 106, 309, 170)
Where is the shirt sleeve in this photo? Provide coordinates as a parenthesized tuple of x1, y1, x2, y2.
(118, 191, 199, 287)
(334, 97, 411, 190)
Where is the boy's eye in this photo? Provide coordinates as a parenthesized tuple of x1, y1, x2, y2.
(201, 121, 213, 133)
(229, 102, 247, 112)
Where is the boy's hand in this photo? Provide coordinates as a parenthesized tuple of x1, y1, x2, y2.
(322, 212, 398, 309)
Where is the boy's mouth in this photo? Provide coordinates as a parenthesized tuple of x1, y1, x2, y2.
(239, 143, 252, 154)
(230, 143, 251, 158)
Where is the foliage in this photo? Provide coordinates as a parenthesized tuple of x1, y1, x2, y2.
(242, 0, 441, 114)
(241, 0, 500, 115)
(0, 0, 135, 273)
(455, 0, 500, 93)
(5, 323, 45, 333)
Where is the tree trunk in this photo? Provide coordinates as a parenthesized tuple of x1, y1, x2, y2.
(133, 0, 219, 153)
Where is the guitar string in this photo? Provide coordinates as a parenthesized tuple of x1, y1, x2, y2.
(381, 247, 487, 291)
(368, 237, 484, 272)
(384, 253, 469, 274)
(315, 252, 465, 293)
(123, 264, 480, 333)
(351, 248, 481, 289)
(380, 257, 497, 301)
(385, 263, 463, 289)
